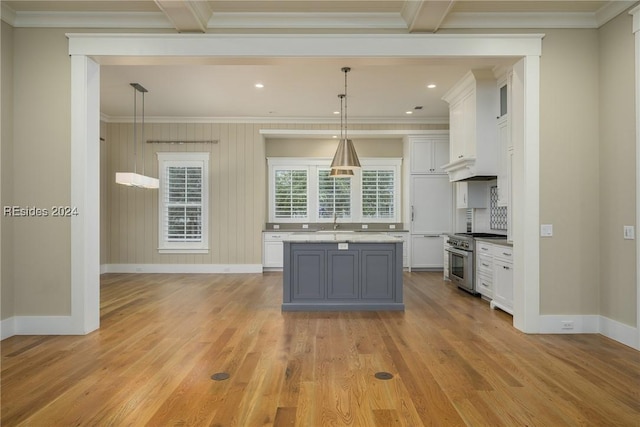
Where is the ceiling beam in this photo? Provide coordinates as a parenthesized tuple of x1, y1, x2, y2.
(401, 0, 456, 33)
(154, 0, 212, 33)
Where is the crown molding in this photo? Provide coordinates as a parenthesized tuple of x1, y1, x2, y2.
(0, 2, 16, 26)
(208, 12, 407, 29)
(260, 129, 449, 139)
(100, 114, 448, 125)
(631, 4, 640, 33)
(441, 12, 600, 29)
(596, 1, 638, 27)
(6, 11, 172, 29)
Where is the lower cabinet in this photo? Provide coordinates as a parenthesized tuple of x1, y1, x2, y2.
(443, 235, 450, 280)
(263, 232, 291, 269)
(411, 234, 444, 269)
(283, 242, 403, 311)
(475, 241, 513, 315)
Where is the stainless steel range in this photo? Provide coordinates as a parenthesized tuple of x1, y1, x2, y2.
(445, 233, 505, 294)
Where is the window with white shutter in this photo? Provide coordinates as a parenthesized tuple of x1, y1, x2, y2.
(273, 168, 308, 220)
(158, 152, 209, 253)
(362, 169, 395, 220)
(318, 169, 351, 220)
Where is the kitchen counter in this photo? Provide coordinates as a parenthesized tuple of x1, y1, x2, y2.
(474, 237, 512, 247)
(283, 232, 402, 243)
(263, 228, 410, 233)
(282, 236, 404, 311)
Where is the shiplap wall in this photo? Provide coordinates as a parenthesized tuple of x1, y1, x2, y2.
(103, 121, 445, 265)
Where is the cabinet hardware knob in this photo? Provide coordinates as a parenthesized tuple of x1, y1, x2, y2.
(503, 266, 510, 270)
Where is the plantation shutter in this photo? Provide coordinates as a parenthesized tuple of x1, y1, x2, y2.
(362, 169, 395, 219)
(165, 165, 203, 241)
(274, 169, 308, 219)
(318, 169, 351, 219)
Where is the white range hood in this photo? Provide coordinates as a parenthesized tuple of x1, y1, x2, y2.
(441, 69, 499, 182)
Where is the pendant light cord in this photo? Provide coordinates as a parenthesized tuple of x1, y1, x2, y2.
(132, 85, 138, 175)
(342, 67, 350, 141)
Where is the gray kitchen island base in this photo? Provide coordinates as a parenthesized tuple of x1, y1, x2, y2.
(282, 237, 404, 311)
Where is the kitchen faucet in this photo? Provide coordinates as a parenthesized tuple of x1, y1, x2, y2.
(333, 212, 339, 230)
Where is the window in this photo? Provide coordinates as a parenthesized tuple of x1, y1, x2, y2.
(318, 169, 351, 220)
(158, 152, 209, 253)
(274, 168, 308, 220)
(268, 158, 400, 223)
(362, 169, 395, 220)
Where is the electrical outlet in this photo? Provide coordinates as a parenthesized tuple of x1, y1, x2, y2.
(302, 224, 309, 229)
(624, 225, 635, 240)
(273, 224, 280, 229)
(361, 224, 368, 229)
(389, 224, 396, 229)
(561, 320, 574, 330)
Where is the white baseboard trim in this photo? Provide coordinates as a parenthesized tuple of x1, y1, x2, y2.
(539, 314, 638, 350)
(539, 315, 600, 334)
(1, 315, 82, 340)
(599, 315, 638, 350)
(1, 317, 16, 340)
(101, 263, 263, 274)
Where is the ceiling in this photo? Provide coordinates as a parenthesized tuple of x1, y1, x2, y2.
(2, 0, 636, 121)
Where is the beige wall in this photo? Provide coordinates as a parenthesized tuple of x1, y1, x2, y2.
(10, 28, 72, 316)
(1, 21, 15, 320)
(105, 122, 265, 264)
(598, 11, 637, 326)
(538, 29, 601, 315)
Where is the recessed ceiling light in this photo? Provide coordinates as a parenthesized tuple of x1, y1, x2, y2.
(255, 83, 264, 88)
(427, 84, 436, 89)
(333, 111, 340, 115)
(406, 111, 413, 115)
(332, 135, 338, 138)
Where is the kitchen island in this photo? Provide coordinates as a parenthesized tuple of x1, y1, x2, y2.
(282, 232, 404, 311)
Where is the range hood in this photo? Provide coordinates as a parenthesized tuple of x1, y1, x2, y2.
(441, 69, 499, 183)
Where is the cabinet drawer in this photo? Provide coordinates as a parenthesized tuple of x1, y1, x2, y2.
(477, 254, 493, 276)
(476, 273, 493, 298)
(476, 242, 492, 256)
(264, 232, 290, 241)
(493, 245, 513, 261)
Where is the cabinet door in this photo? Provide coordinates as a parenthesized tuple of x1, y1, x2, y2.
(493, 259, 513, 313)
(462, 91, 476, 158)
(449, 100, 464, 162)
(387, 232, 409, 268)
(264, 241, 284, 267)
(433, 139, 450, 173)
(497, 118, 509, 207)
(327, 250, 359, 299)
(361, 249, 394, 299)
(291, 250, 326, 300)
(411, 235, 444, 268)
(411, 175, 452, 234)
(410, 139, 434, 173)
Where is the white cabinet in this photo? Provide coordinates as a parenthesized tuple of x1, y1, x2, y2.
(410, 136, 449, 174)
(411, 234, 444, 269)
(456, 181, 488, 209)
(411, 175, 452, 234)
(492, 257, 514, 314)
(262, 232, 290, 269)
(387, 232, 409, 268)
(441, 69, 499, 182)
(497, 117, 510, 207)
(475, 241, 513, 314)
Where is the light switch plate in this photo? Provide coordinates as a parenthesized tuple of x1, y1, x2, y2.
(338, 243, 349, 250)
(540, 224, 553, 237)
(624, 225, 635, 240)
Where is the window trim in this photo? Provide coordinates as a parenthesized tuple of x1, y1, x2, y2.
(268, 157, 401, 223)
(158, 152, 210, 254)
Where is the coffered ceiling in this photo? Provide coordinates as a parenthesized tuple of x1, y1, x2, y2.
(2, 1, 635, 121)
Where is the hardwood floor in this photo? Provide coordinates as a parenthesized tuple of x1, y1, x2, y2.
(2, 272, 639, 426)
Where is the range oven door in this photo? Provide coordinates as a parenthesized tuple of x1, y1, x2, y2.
(445, 247, 474, 292)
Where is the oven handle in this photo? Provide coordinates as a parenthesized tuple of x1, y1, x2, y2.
(445, 247, 471, 258)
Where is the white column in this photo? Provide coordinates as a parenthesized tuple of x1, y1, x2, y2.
(631, 4, 640, 349)
(70, 55, 100, 334)
(511, 56, 541, 333)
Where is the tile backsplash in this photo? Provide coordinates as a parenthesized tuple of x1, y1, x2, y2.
(489, 186, 508, 230)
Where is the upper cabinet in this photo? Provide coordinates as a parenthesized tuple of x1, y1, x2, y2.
(441, 69, 499, 182)
(409, 135, 449, 174)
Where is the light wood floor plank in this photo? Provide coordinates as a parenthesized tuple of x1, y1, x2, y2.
(2, 271, 639, 426)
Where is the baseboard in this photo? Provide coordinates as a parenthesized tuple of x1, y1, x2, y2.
(1, 317, 15, 340)
(1, 315, 79, 340)
(101, 263, 263, 274)
(599, 315, 638, 350)
(538, 315, 600, 334)
(539, 314, 638, 350)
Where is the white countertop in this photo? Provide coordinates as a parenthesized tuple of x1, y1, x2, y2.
(283, 232, 403, 243)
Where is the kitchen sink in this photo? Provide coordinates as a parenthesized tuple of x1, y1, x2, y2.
(316, 230, 355, 233)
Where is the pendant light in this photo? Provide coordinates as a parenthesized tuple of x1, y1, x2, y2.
(330, 93, 354, 177)
(330, 67, 361, 172)
(115, 83, 159, 189)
